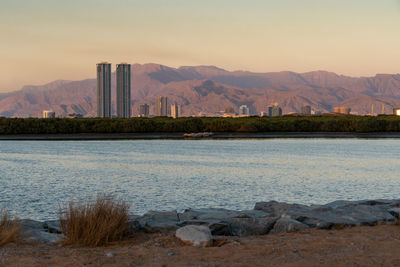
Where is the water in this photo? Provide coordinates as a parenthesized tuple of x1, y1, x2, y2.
(0, 139, 399, 221)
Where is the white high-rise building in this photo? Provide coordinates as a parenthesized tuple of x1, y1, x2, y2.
(116, 63, 131, 118)
(96, 62, 112, 118)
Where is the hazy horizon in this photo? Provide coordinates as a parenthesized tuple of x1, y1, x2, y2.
(3, 62, 400, 94)
(1, 0, 400, 93)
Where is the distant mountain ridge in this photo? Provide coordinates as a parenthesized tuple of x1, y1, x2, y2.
(1, 63, 400, 117)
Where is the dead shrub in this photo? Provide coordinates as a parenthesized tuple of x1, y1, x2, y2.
(59, 195, 130, 246)
(0, 210, 20, 247)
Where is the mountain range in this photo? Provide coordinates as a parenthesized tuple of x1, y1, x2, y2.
(1, 63, 400, 117)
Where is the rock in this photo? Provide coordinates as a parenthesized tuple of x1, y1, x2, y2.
(19, 219, 61, 244)
(43, 220, 62, 234)
(177, 208, 241, 235)
(270, 218, 309, 234)
(138, 211, 179, 233)
(235, 210, 271, 219)
(175, 225, 212, 247)
(176, 220, 210, 227)
(209, 222, 230, 236)
(254, 201, 311, 216)
(298, 203, 395, 228)
(228, 216, 278, 237)
(178, 208, 241, 222)
(388, 208, 400, 218)
(126, 215, 142, 234)
(254, 199, 396, 229)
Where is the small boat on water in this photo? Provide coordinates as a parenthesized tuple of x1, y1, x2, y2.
(183, 132, 214, 138)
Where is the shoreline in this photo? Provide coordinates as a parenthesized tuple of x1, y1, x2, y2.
(3, 198, 400, 266)
(10, 198, 400, 244)
(2, 132, 400, 140)
(3, 225, 400, 266)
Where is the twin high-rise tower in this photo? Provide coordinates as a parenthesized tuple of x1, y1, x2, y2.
(116, 63, 131, 118)
(96, 62, 131, 118)
(96, 62, 112, 118)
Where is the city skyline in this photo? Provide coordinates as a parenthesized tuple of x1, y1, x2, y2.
(1, 0, 400, 93)
(2, 61, 400, 118)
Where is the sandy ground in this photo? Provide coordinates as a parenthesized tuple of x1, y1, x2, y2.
(1, 225, 400, 267)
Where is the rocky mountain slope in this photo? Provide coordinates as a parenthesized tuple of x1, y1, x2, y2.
(1, 64, 400, 117)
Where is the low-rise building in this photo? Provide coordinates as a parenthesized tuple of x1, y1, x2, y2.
(267, 104, 282, 117)
(66, 113, 83, 118)
(139, 104, 150, 117)
(239, 105, 250, 116)
(42, 110, 55, 118)
(301, 105, 312, 115)
(334, 107, 351, 115)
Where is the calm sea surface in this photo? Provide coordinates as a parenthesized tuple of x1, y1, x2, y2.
(0, 139, 399, 221)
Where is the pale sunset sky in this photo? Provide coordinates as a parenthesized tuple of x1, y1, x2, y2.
(1, 0, 400, 92)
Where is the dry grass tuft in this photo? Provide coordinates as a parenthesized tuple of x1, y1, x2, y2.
(59, 195, 130, 246)
(0, 210, 20, 247)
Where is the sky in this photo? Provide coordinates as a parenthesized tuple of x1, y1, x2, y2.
(1, 0, 400, 92)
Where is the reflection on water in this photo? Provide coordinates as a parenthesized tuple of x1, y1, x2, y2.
(0, 139, 399, 220)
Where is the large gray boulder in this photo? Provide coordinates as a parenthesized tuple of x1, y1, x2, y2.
(254, 201, 311, 216)
(175, 225, 212, 247)
(19, 219, 61, 244)
(254, 199, 397, 229)
(228, 216, 278, 237)
(43, 220, 62, 234)
(177, 208, 270, 236)
(270, 218, 309, 234)
(137, 211, 179, 233)
(126, 215, 142, 234)
(178, 208, 242, 222)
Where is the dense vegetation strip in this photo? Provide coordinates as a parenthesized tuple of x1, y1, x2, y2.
(1, 116, 400, 134)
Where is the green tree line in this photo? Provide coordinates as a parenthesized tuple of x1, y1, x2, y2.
(1, 115, 400, 135)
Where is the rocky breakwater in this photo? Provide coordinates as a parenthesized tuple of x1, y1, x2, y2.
(133, 199, 400, 238)
(17, 199, 400, 245)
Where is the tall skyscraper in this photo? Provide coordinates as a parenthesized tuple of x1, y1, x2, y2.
(156, 96, 168, 116)
(116, 63, 131, 118)
(171, 103, 181, 118)
(97, 62, 111, 118)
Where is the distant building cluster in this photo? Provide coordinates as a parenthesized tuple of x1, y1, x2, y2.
(42, 110, 55, 118)
(334, 106, 351, 115)
(40, 63, 400, 119)
(267, 104, 282, 117)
